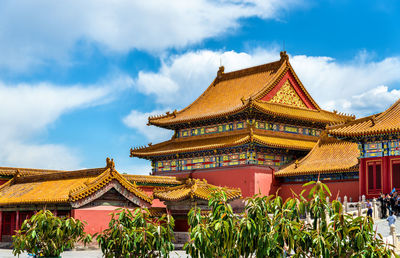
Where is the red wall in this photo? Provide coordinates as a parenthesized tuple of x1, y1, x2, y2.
(138, 186, 166, 208)
(279, 180, 359, 201)
(72, 206, 120, 234)
(166, 165, 275, 197)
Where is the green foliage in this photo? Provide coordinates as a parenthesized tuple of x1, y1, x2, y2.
(184, 191, 240, 258)
(185, 182, 397, 258)
(12, 210, 92, 257)
(95, 207, 175, 258)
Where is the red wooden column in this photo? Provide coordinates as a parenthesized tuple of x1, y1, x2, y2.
(383, 156, 390, 194)
(359, 159, 366, 197)
(15, 210, 20, 231)
(0, 211, 3, 241)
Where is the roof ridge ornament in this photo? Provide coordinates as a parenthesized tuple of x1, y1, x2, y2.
(106, 157, 115, 170)
(370, 115, 376, 126)
(217, 65, 225, 79)
(15, 169, 21, 179)
(280, 51, 289, 62)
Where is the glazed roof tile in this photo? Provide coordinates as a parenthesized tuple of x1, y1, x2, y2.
(275, 136, 359, 177)
(328, 98, 400, 137)
(123, 174, 182, 185)
(153, 178, 242, 202)
(149, 60, 284, 127)
(130, 129, 317, 158)
(253, 101, 351, 124)
(148, 53, 352, 128)
(0, 162, 152, 206)
(0, 167, 66, 177)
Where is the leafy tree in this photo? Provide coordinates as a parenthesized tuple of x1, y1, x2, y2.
(96, 207, 175, 258)
(184, 191, 240, 258)
(185, 181, 396, 258)
(12, 209, 91, 257)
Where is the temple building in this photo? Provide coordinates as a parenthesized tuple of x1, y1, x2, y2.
(2, 51, 400, 242)
(0, 158, 241, 243)
(130, 52, 354, 197)
(328, 99, 400, 198)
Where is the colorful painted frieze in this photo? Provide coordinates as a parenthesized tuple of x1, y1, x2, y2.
(152, 150, 292, 173)
(178, 121, 245, 138)
(358, 139, 400, 158)
(177, 120, 321, 138)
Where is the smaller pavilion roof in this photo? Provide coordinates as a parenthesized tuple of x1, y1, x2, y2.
(328, 98, 400, 137)
(123, 174, 182, 185)
(131, 128, 317, 159)
(0, 159, 152, 206)
(153, 178, 242, 202)
(275, 135, 359, 177)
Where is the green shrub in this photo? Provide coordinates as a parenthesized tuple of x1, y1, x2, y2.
(96, 207, 175, 258)
(185, 182, 396, 257)
(12, 210, 91, 257)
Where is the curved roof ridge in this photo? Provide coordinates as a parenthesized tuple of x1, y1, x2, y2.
(13, 167, 106, 183)
(375, 98, 400, 122)
(148, 55, 288, 127)
(217, 60, 282, 82)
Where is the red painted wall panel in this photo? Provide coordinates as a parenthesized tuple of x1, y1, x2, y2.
(72, 206, 120, 235)
(279, 180, 359, 201)
(166, 165, 274, 197)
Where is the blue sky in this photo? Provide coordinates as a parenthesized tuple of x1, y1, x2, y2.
(0, 0, 399, 173)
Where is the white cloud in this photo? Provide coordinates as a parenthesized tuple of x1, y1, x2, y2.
(135, 49, 279, 106)
(290, 54, 400, 116)
(123, 110, 173, 142)
(0, 76, 131, 169)
(131, 49, 400, 123)
(0, 0, 303, 71)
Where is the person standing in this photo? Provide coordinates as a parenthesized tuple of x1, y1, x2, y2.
(366, 200, 373, 217)
(378, 193, 387, 218)
(388, 212, 396, 226)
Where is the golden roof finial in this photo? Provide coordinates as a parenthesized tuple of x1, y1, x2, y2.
(280, 51, 289, 61)
(294, 160, 299, 169)
(217, 65, 224, 79)
(106, 157, 115, 170)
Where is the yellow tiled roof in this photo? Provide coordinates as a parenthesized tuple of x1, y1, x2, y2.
(130, 129, 317, 158)
(275, 136, 359, 177)
(253, 101, 352, 124)
(153, 178, 242, 201)
(148, 53, 352, 128)
(328, 99, 400, 137)
(123, 174, 182, 185)
(70, 168, 152, 204)
(0, 167, 66, 177)
(252, 134, 317, 151)
(149, 59, 284, 127)
(0, 170, 102, 206)
(0, 165, 152, 206)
